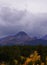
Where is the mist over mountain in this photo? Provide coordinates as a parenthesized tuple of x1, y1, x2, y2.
(0, 7, 47, 38)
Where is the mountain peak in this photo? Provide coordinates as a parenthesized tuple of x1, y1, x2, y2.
(16, 31, 28, 36)
(15, 31, 31, 41)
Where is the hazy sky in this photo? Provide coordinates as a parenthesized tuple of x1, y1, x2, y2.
(0, 0, 47, 38)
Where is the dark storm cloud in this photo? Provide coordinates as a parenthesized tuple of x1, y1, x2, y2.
(0, 7, 47, 38)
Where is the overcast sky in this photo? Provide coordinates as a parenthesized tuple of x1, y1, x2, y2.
(0, 0, 47, 38)
(0, 0, 47, 13)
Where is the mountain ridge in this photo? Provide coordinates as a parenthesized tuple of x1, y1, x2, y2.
(0, 31, 47, 45)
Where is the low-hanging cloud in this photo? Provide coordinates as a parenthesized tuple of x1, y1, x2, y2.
(0, 6, 47, 38)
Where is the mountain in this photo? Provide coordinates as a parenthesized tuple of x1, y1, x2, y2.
(0, 31, 33, 45)
(41, 35, 47, 40)
(15, 31, 31, 41)
(0, 31, 47, 46)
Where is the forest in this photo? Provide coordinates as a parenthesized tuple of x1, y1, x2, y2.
(0, 45, 47, 65)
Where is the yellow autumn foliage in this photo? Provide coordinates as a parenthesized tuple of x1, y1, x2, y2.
(14, 59, 18, 64)
(1, 62, 6, 65)
(23, 51, 41, 65)
(41, 62, 45, 65)
(20, 56, 25, 59)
